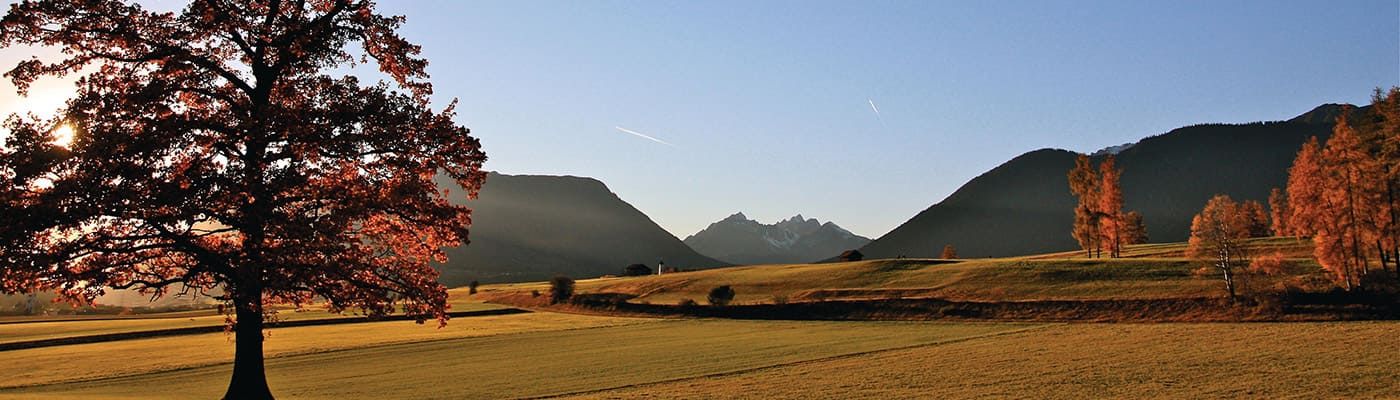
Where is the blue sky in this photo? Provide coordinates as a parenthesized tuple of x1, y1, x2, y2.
(2, 1, 1397, 238)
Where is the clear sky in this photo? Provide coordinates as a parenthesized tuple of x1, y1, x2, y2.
(2, 0, 1397, 239)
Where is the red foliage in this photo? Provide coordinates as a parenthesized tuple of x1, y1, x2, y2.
(1286, 137, 1325, 237)
(1068, 154, 1101, 257)
(1188, 195, 1251, 298)
(1098, 156, 1124, 257)
(0, 1, 485, 398)
(1268, 187, 1289, 237)
(1239, 200, 1271, 238)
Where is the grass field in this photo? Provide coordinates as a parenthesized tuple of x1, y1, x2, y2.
(0, 311, 650, 390)
(1, 317, 1393, 399)
(0, 318, 1035, 399)
(569, 322, 1400, 399)
(0, 238, 1389, 399)
(1, 298, 505, 344)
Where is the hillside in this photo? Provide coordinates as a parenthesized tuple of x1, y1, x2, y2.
(434, 172, 725, 284)
(476, 238, 1322, 307)
(683, 213, 871, 265)
(860, 104, 1363, 259)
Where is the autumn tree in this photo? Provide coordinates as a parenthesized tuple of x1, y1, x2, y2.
(1240, 200, 1271, 238)
(1188, 195, 1252, 299)
(1268, 187, 1289, 236)
(0, 2, 486, 399)
(1286, 137, 1326, 237)
(1068, 154, 1101, 258)
(1287, 108, 1390, 290)
(1122, 210, 1148, 245)
(1098, 156, 1125, 257)
(1368, 88, 1400, 276)
(1316, 111, 1384, 289)
(940, 244, 957, 259)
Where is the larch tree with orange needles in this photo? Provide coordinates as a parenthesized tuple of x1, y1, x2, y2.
(1122, 210, 1148, 246)
(1098, 155, 1124, 258)
(1286, 136, 1325, 238)
(1316, 111, 1383, 289)
(940, 244, 957, 259)
(1240, 200, 1271, 238)
(0, 1, 486, 399)
(1268, 187, 1289, 237)
(1068, 154, 1101, 258)
(1367, 87, 1400, 276)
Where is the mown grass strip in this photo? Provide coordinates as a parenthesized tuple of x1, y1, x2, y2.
(0, 307, 528, 352)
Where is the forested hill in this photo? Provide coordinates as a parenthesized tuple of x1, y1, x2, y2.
(434, 172, 725, 284)
(859, 104, 1365, 259)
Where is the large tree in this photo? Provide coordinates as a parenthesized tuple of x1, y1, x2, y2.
(1367, 88, 1400, 276)
(1317, 112, 1383, 288)
(0, 1, 486, 399)
(1067, 154, 1100, 258)
(1098, 155, 1124, 258)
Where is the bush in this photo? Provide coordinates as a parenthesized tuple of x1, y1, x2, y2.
(708, 285, 735, 307)
(624, 263, 652, 276)
(467, 280, 480, 295)
(549, 276, 574, 304)
(1248, 252, 1287, 276)
(677, 298, 698, 308)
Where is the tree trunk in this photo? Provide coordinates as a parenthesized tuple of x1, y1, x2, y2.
(1220, 248, 1236, 301)
(224, 298, 273, 400)
(1378, 240, 1390, 275)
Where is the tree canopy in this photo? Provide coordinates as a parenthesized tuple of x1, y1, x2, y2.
(0, 1, 486, 398)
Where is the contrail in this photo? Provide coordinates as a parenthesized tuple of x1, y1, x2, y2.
(615, 126, 677, 147)
(868, 98, 886, 127)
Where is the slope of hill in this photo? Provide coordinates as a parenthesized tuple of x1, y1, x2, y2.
(434, 172, 725, 284)
(860, 104, 1361, 259)
(476, 238, 1322, 307)
(683, 213, 871, 265)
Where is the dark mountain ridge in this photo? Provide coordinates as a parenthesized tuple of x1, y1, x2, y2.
(434, 172, 725, 284)
(860, 104, 1366, 259)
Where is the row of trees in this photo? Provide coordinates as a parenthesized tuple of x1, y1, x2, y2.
(1281, 89, 1400, 290)
(1068, 155, 1147, 257)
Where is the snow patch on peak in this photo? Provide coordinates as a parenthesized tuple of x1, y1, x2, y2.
(1091, 141, 1136, 156)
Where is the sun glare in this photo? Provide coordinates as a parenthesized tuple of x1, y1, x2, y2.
(51, 124, 74, 148)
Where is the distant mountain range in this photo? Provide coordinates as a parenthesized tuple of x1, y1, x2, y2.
(683, 213, 871, 265)
(431, 103, 1362, 283)
(859, 104, 1363, 259)
(434, 172, 725, 285)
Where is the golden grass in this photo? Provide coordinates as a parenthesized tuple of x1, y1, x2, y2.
(1020, 236, 1318, 260)
(465, 237, 1336, 308)
(0, 311, 650, 389)
(0, 301, 506, 344)
(568, 322, 1400, 399)
(476, 256, 1314, 306)
(0, 319, 1033, 399)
